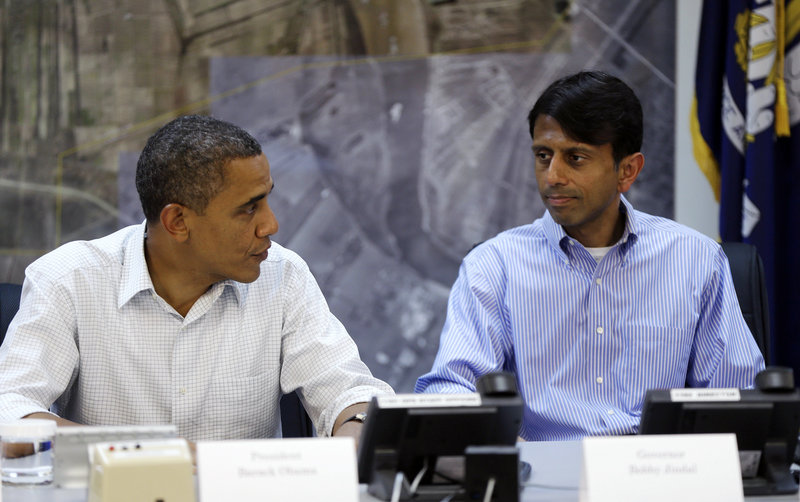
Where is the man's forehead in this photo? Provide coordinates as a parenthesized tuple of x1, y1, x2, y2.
(532, 118, 601, 149)
(531, 134, 599, 152)
(214, 155, 270, 196)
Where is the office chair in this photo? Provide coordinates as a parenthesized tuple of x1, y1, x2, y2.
(279, 391, 315, 438)
(0, 282, 22, 344)
(720, 242, 771, 365)
(0, 281, 315, 437)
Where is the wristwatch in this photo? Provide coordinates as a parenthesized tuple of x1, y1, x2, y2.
(341, 412, 367, 426)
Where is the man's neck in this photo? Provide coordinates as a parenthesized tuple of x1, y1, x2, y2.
(566, 206, 627, 248)
(144, 228, 211, 317)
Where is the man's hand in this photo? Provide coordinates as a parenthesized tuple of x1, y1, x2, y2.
(187, 440, 197, 473)
(2, 413, 78, 458)
(2, 442, 34, 459)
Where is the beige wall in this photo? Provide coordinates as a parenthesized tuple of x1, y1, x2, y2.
(673, 0, 719, 240)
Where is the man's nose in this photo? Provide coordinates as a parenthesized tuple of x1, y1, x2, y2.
(256, 205, 279, 238)
(544, 155, 568, 185)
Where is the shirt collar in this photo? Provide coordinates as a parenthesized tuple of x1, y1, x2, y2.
(118, 222, 155, 308)
(540, 194, 640, 260)
(617, 194, 639, 255)
(117, 222, 247, 308)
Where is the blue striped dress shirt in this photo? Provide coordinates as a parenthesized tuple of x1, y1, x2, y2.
(415, 195, 765, 440)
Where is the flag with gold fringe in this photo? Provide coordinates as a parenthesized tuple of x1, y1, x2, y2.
(691, 0, 799, 373)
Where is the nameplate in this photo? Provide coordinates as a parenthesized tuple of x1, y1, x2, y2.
(196, 437, 358, 502)
(579, 434, 743, 502)
(377, 393, 482, 408)
(669, 388, 741, 402)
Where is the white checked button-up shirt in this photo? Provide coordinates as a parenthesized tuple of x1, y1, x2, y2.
(0, 223, 393, 440)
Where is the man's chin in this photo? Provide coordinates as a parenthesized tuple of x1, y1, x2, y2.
(242, 271, 262, 283)
(546, 207, 575, 227)
(230, 267, 262, 284)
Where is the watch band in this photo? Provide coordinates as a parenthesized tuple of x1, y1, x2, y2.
(341, 411, 367, 426)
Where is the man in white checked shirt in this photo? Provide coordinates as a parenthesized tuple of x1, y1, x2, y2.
(416, 71, 765, 440)
(0, 115, 393, 448)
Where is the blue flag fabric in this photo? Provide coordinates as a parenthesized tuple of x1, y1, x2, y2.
(691, 0, 799, 374)
(775, 1, 800, 377)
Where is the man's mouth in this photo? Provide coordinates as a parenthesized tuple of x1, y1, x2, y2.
(252, 242, 271, 259)
(545, 194, 576, 206)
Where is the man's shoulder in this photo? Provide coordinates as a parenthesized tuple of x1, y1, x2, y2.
(633, 209, 720, 254)
(263, 241, 306, 268)
(27, 225, 140, 282)
(478, 221, 544, 250)
(465, 222, 544, 267)
(257, 241, 314, 281)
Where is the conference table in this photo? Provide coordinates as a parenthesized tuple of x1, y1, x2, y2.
(3, 440, 799, 501)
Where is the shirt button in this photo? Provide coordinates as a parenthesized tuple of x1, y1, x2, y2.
(569, 240, 575, 246)
(596, 377, 603, 384)
(596, 326, 604, 334)
(595, 278, 602, 285)
(179, 388, 187, 395)
(607, 409, 615, 415)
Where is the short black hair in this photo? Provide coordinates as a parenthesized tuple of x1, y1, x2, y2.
(135, 114, 263, 222)
(527, 71, 643, 164)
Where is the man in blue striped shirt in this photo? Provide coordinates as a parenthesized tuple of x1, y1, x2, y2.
(415, 71, 765, 441)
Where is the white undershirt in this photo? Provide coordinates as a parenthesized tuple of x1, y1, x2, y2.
(586, 245, 613, 262)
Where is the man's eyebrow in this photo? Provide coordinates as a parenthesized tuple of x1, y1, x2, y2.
(238, 193, 266, 208)
(531, 144, 594, 155)
(237, 181, 274, 209)
(564, 146, 595, 155)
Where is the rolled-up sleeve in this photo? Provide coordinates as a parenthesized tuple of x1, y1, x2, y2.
(0, 272, 79, 420)
(687, 247, 765, 388)
(277, 258, 394, 436)
(415, 249, 510, 395)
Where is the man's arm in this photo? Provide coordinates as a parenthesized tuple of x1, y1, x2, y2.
(277, 252, 393, 437)
(0, 276, 79, 422)
(22, 412, 80, 427)
(688, 246, 765, 388)
(331, 402, 369, 448)
(415, 254, 509, 394)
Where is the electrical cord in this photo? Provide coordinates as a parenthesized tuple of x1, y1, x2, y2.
(482, 476, 496, 502)
(409, 457, 429, 495)
(390, 471, 404, 502)
(521, 481, 579, 490)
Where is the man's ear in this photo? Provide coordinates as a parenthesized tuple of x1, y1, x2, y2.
(159, 203, 190, 243)
(617, 152, 644, 193)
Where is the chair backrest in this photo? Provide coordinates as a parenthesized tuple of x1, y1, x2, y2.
(720, 242, 770, 365)
(280, 391, 315, 438)
(0, 282, 22, 343)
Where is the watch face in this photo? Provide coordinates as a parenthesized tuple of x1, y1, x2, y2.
(345, 412, 367, 424)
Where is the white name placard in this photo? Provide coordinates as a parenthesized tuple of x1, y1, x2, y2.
(377, 393, 482, 408)
(579, 434, 743, 502)
(669, 388, 741, 402)
(196, 437, 358, 502)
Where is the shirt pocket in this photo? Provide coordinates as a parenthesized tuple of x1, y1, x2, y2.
(618, 326, 693, 413)
(202, 372, 278, 439)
